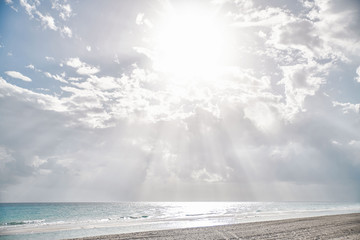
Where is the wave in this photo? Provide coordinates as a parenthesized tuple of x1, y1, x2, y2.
(1, 219, 45, 226)
(126, 215, 149, 219)
(1, 215, 151, 228)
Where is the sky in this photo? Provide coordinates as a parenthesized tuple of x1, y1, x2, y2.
(0, 0, 360, 202)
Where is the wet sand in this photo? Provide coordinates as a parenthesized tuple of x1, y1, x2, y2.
(68, 213, 360, 240)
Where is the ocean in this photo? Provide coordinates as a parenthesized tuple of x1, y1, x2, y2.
(1, 202, 360, 240)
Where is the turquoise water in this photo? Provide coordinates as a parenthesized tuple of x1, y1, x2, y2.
(1, 202, 360, 240)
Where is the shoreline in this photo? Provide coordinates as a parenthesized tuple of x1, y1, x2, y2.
(67, 213, 360, 240)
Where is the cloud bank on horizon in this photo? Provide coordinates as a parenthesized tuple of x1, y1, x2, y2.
(0, 0, 360, 202)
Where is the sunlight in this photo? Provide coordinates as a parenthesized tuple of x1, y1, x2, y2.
(152, 4, 231, 82)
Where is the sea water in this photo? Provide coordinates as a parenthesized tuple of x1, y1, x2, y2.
(1, 202, 360, 240)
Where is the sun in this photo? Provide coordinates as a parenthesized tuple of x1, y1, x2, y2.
(151, 3, 232, 82)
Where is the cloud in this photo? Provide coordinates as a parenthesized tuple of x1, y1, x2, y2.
(25, 64, 35, 69)
(19, 0, 36, 17)
(113, 54, 120, 64)
(270, 19, 323, 55)
(76, 66, 100, 75)
(52, 0, 72, 20)
(68, 77, 82, 82)
(58, 68, 154, 127)
(0, 94, 70, 193)
(44, 72, 68, 83)
(25, 64, 42, 73)
(0, 79, 154, 200)
(229, 5, 292, 27)
(135, 12, 153, 28)
(20, 0, 57, 31)
(66, 58, 82, 68)
(45, 56, 55, 61)
(333, 101, 360, 114)
(36, 11, 57, 31)
(2, 0, 360, 202)
(278, 63, 325, 119)
(66, 58, 100, 76)
(5, 71, 32, 82)
(243, 101, 278, 132)
(191, 168, 224, 183)
(356, 66, 360, 83)
(86, 75, 121, 91)
(306, 0, 360, 57)
(19, 0, 73, 37)
(136, 13, 144, 25)
(1, 66, 360, 201)
(0, 78, 65, 111)
(5, 0, 18, 12)
(61, 26, 72, 38)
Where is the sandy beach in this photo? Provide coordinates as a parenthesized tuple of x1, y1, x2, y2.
(67, 213, 360, 240)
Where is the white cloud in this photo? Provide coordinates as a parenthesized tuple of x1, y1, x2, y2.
(44, 72, 52, 78)
(356, 66, 360, 83)
(258, 30, 266, 38)
(20, 0, 36, 17)
(279, 64, 324, 119)
(3, 0, 360, 202)
(50, 66, 162, 127)
(306, 0, 360, 57)
(269, 19, 323, 60)
(0, 145, 14, 166)
(86, 46, 92, 52)
(76, 66, 100, 75)
(113, 54, 120, 64)
(31, 155, 48, 168)
(10, 6, 19, 12)
(61, 26, 72, 38)
(333, 101, 360, 114)
(331, 140, 341, 145)
(5, 71, 32, 82)
(45, 56, 55, 61)
(133, 47, 155, 61)
(52, 0, 72, 20)
(5, 0, 18, 12)
(87, 76, 120, 91)
(349, 140, 360, 146)
(191, 168, 224, 183)
(20, 0, 73, 37)
(66, 58, 100, 76)
(36, 11, 57, 31)
(0, 77, 66, 111)
(136, 13, 144, 25)
(244, 101, 278, 132)
(26, 64, 35, 69)
(230, 6, 291, 27)
(0, 145, 16, 186)
(68, 77, 82, 81)
(60, 4, 72, 19)
(44, 72, 68, 83)
(25, 64, 42, 73)
(135, 12, 153, 28)
(66, 58, 82, 68)
(36, 88, 50, 92)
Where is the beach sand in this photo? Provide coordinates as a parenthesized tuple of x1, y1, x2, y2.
(68, 213, 360, 240)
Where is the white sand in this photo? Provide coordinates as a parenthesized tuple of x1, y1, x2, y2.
(67, 213, 360, 240)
